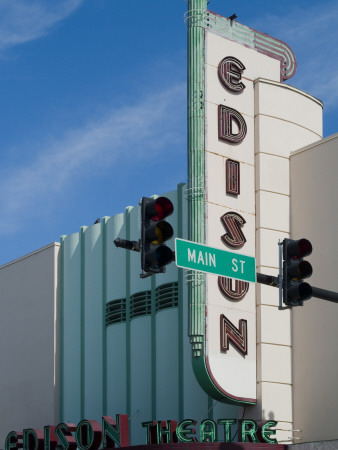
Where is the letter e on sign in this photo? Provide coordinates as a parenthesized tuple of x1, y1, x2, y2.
(218, 56, 246, 92)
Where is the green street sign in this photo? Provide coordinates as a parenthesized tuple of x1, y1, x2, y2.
(175, 238, 256, 283)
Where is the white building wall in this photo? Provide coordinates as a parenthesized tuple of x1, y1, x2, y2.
(0, 243, 60, 444)
(290, 134, 338, 444)
(254, 78, 323, 443)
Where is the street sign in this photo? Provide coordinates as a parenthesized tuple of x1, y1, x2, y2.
(175, 238, 256, 283)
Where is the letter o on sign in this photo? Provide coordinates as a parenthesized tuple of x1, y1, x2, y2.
(76, 420, 102, 450)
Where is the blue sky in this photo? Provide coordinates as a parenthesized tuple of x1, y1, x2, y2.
(0, 0, 337, 266)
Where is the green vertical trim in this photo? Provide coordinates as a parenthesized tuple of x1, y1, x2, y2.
(102, 217, 109, 416)
(125, 208, 132, 430)
(177, 183, 185, 421)
(59, 235, 66, 422)
(151, 275, 156, 420)
(80, 226, 87, 419)
(187, 0, 207, 355)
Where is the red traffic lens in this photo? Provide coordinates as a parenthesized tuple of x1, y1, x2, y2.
(152, 197, 174, 221)
(287, 238, 312, 259)
(298, 239, 312, 258)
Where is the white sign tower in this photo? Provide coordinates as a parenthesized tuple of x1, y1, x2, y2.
(187, 0, 322, 439)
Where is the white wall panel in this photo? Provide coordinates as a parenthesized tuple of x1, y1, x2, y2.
(106, 213, 127, 301)
(0, 244, 60, 442)
(130, 317, 152, 445)
(255, 80, 323, 136)
(156, 309, 179, 419)
(257, 343, 292, 384)
(106, 324, 127, 415)
(256, 191, 289, 232)
(83, 224, 103, 419)
(106, 213, 128, 416)
(257, 306, 291, 346)
(255, 153, 290, 195)
(255, 115, 322, 158)
(256, 228, 288, 269)
(62, 233, 82, 422)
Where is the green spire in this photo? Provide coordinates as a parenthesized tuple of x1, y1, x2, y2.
(187, 0, 207, 353)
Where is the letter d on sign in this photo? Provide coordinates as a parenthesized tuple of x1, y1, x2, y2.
(218, 105, 247, 143)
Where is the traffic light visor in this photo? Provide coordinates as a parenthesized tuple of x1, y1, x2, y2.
(145, 245, 174, 269)
(155, 246, 174, 266)
(297, 239, 312, 257)
(287, 238, 312, 259)
(287, 282, 312, 303)
(146, 197, 174, 221)
(288, 260, 313, 281)
(146, 221, 174, 245)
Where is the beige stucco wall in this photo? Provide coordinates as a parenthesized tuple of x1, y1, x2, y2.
(290, 133, 338, 443)
(0, 243, 60, 445)
(254, 78, 323, 443)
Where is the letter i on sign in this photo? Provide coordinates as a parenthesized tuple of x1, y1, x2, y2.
(226, 159, 240, 196)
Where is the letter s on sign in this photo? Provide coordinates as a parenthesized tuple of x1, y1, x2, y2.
(232, 258, 238, 272)
(55, 423, 77, 450)
(220, 212, 246, 249)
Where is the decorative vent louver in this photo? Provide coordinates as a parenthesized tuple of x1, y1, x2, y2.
(130, 290, 152, 319)
(155, 282, 178, 312)
(105, 283, 179, 326)
(105, 298, 126, 325)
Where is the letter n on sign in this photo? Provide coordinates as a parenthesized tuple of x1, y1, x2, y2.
(220, 315, 248, 355)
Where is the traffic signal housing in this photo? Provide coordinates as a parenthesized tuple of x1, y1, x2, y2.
(282, 238, 313, 306)
(141, 196, 175, 276)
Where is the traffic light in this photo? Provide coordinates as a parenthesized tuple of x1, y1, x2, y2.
(282, 238, 313, 306)
(141, 196, 175, 276)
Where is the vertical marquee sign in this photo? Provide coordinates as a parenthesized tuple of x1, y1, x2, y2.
(186, 0, 296, 404)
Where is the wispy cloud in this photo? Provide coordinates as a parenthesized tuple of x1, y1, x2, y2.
(0, 83, 186, 234)
(252, 1, 338, 108)
(0, 0, 83, 51)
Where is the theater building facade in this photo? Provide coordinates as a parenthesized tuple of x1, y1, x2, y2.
(1, 1, 338, 449)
